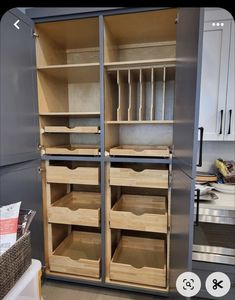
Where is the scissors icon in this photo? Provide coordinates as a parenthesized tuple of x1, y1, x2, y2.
(213, 279, 223, 290)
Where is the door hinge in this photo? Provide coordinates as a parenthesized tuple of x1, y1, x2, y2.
(175, 12, 179, 24)
(33, 32, 39, 38)
(169, 174, 173, 187)
(38, 167, 45, 174)
(171, 144, 174, 156)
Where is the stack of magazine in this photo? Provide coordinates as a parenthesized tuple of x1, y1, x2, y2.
(17, 209, 36, 238)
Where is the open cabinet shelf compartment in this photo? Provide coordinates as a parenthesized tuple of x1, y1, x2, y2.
(40, 115, 100, 156)
(48, 191, 101, 227)
(110, 194, 167, 233)
(105, 66, 175, 123)
(35, 17, 99, 67)
(49, 230, 101, 278)
(104, 9, 176, 64)
(110, 235, 166, 287)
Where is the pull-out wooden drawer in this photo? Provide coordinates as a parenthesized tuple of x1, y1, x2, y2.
(110, 167, 168, 188)
(110, 236, 166, 287)
(46, 166, 99, 185)
(110, 145, 170, 158)
(44, 144, 99, 156)
(48, 192, 101, 227)
(110, 194, 167, 233)
(49, 231, 101, 278)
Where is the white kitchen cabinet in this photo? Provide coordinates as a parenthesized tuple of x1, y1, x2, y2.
(224, 21, 235, 141)
(199, 17, 234, 141)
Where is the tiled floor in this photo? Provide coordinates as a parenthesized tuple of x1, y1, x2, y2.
(42, 280, 164, 300)
(42, 279, 206, 299)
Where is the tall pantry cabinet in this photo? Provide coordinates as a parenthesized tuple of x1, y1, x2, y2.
(0, 7, 204, 296)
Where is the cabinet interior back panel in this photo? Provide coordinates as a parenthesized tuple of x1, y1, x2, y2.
(104, 9, 176, 44)
(118, 44, 176, 62)
(119, 125, 173, 145)
(68, 82, 100, 112)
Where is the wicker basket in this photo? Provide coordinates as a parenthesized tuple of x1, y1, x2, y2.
(0, 231, 32, 300)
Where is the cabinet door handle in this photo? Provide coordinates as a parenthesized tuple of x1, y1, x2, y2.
(194, 189, 200, 226)
(197, 127, 204, 167)
(219, 109, 224, 134)
(227, 109, 232, 134)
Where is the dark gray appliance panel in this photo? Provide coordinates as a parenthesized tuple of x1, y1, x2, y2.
(0, 9, 39, 166)
(173, 8, 204, 179)
(0, 159, 44, 263)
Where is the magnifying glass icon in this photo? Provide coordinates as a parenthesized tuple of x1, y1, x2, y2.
(186, 281, 192, 288)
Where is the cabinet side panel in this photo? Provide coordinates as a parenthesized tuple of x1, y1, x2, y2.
(0, 160, 44, 263)
(0, 10, 40, 166)
(173, 8, 204, 179)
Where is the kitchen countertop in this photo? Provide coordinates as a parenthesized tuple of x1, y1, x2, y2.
(198, 191, 235, 211)
(194, 191, 235, 224)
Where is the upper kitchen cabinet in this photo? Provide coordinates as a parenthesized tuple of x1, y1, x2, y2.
(199, 9, 234, 141)
(104, 9, 176, 65)
(35, 17, 99, 66)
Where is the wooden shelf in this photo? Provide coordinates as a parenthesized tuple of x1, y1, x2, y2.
(106, 120, 173, 124)
(49, 231, 101, 278)
(46, 165, 99, 185)
(43, 126, 100, 134)
(44, 145, 100, 156)
(110, 194, 167, 233)
(109, 145, 170, 157)
(110, 236, 166, 287)
(40, 112, 100, 117)
(105, 59, 176, 69)
(48, 192, 101, 227)
(37, 63, 100, 82)
(110, 167, 168, 189)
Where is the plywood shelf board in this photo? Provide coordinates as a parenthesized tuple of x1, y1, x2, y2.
(43, 126, 100, 133)
(37, 63, 100, 83)
(38, 62, 99, 69)
(40, 112, 100, 117)
(105, 59, 176, 69)
(106, 120, 173, 124)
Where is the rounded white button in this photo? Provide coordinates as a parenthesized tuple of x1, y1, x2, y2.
(206, 272, 231, 297)
(176, 271, 201, 297)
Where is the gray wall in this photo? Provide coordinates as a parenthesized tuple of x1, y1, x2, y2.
(197, 141, 235, 173)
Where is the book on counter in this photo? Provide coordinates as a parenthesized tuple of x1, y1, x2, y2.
(196, 172, 217, 183)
